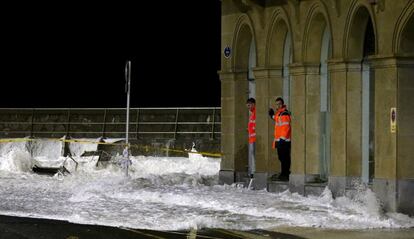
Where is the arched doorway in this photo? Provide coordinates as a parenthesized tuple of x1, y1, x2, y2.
(320, 26, 331, 181)
(361, 17, 375, 183)
(347, 6, 376, 183)
(303, 10, 332, 182)
(233, 23, 257, 179)
(267, 15, 292, 175)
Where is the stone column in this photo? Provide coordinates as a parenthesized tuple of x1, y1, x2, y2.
(328, 61, 367, 196)
(289, 64, 307, 194)
(369, 57, 397, 212)
(371, 57, 414, 215)
(303, 64, 322, 183)
(345, 62, 363, 184)
(327, 61, 351, 197)
(268, 67, 284, 175)
(395, 57, 414, 215)
(253, 67, 283, 189)
(218, 71, 249, 185)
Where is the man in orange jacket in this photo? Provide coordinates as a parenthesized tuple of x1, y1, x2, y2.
(268, 97, 291, 181)
(246, 98, 256, 178)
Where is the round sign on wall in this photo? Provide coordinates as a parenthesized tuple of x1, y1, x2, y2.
(224, 46, 231, 58)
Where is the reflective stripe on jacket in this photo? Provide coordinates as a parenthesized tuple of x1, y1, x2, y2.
(248, 107, 256, 143)
(273, 106, 291, 148)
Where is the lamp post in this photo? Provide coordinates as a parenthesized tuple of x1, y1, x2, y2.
(123, 60, 132, 177)
(125, 60, 131, 145)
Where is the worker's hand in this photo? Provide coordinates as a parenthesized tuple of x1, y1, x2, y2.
(268, 108, 274, 118)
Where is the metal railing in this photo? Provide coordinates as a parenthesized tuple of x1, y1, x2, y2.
(0, 107, 221, 139)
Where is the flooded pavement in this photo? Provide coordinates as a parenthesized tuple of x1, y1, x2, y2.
(0, 139, 413, 238)
(0, 214, 305, 239)
(1, 215, 413, 239)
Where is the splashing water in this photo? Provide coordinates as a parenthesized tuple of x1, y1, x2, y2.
(187, 142, 206, 161)
(0, 139, 413, 231)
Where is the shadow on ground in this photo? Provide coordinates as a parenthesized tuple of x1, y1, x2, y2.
(0, 214, 305, 239)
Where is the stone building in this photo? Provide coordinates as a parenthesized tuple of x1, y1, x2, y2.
(218, 0, 414, 215)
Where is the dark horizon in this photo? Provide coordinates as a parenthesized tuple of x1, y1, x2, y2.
(1, 2, 221, 108)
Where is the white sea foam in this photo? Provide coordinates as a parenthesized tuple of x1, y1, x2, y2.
(0, 139, 413, 231)
(30, 139, 63, 159)
(68, 138, 99, 156)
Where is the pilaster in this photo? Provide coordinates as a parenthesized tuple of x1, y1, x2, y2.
(218, 71, 249, 184)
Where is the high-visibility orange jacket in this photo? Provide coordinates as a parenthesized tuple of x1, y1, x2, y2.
(248, 107, 256, 143)
(272, 106, 291, 148)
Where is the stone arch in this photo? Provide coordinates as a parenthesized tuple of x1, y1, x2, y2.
(344, 2, 377, 60)
(394, 1, 414, 56)
(232, 15, 256, 72)
(266, 7, 293, 67)
(343, 1, 377, 183)
(301, 2, 333, 181)
(302, 2, 333, 63)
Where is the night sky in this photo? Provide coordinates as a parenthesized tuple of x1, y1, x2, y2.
(1, 2, 221, 108)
